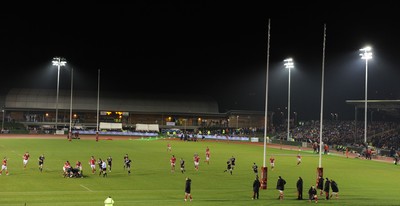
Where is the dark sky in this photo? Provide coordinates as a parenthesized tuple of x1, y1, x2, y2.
(1, 2, 399, 120)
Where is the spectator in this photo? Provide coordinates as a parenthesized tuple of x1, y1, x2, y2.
(308, 185, 318, 203)
(252, 175, 261, 200)
(296, 176, 303, 200)
(184, 177, 193, 202)
(324, 178, 331, 200)
(276, 176, 286, 200)
(330, 179, 339, 199)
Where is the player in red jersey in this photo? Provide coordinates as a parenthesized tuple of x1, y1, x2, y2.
(170, 155, 177, 172)
(63, 161, 71, 177)
(269, 156, 275, 170)
(23, 152, 30, 169)
(297, 153, 302, 165)
(167, 143, 172, 152)
(193, 154, 200, 171)
(0, 157, 9, 175)
(89, 156, 96, 174)
(76, 161, 82, 174)
(205, 146, 210, 164)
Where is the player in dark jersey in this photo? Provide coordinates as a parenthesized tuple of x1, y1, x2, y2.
(107, 156, 112, 172)
(224, 160, 232, 175)
(180, 158, 185, 174)
(123, 154, 128, 170)
(38, 154, 45, 172)
(125, 158, 132, 175)
(230, 156, 236, 170)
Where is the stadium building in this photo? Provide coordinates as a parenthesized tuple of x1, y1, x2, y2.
(0, 88, 266, 134)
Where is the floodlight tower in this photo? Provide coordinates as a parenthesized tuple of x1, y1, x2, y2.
(359, 46, 372, 144)
(52, 57, 67, 130)
(283, 58, 294, 141)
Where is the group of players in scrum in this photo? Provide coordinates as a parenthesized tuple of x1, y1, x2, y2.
(64, 154, 132, 178)
(0, 151, 133, 178)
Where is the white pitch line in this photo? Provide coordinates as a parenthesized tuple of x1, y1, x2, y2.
(80, 184, 93, 192)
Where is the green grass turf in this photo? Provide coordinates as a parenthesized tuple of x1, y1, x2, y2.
(0, 137, 398, 206)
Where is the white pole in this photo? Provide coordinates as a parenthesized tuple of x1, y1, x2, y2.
(96, 69, 100, 132)
(287, 67, 291, 141)
(364, 59, 368, 144)
(318, 24, 327, 168)
(359, 46, 372, 144)
(69, 68, 74, 138)
(55, 63, 60, 130)
(1, 108, 5, 132)
(263, 20, 270, 167)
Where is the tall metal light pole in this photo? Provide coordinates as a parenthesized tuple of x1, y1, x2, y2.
(360, 46, 372, 144)
(96, 69, 100, 142)
(1, 107, 5, 133)
(52, 57, 67, 130)
(284, 58, 294, 141)
(68, 68, 74, 140)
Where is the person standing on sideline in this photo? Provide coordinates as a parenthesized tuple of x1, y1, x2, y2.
(170, 155, 177, 172)
(308, 185, 318, 203)
(276, 176, 286, 200)
(252, 162, 258, 175)
(269, 156, 275, 170)
(184, 177, 193, 202)
(317, 175, 324, 196)
(330, 179, 339, 199)
(38, 154, 45, 172)
(0, 157, 9, 175)
(107, 156, 112, 172)
(296, 176, 303, 200)
(23, 151, 30, 169)
(104, 196, 114, 206)
(180, 158, 185, 173)
(324, 144, 329, 155)
(252, 175, 261, 200)
(324, 178, 331, 200)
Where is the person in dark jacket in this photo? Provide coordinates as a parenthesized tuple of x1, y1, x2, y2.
(308, 185, 318, 203)
(330, 179, 339, 199)
(184, 177, 193, 202)
(296, 176, 303, 200)
(252, 175, 261, 200)
(276, 176, 286, 200)
(317, 176, 324, 196)
(324, 178, 331, 200)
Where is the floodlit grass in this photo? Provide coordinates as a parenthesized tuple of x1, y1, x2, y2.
(0, 137, 399, 206)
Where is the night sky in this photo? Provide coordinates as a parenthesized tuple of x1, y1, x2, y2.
(1, 2, 399, 120)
